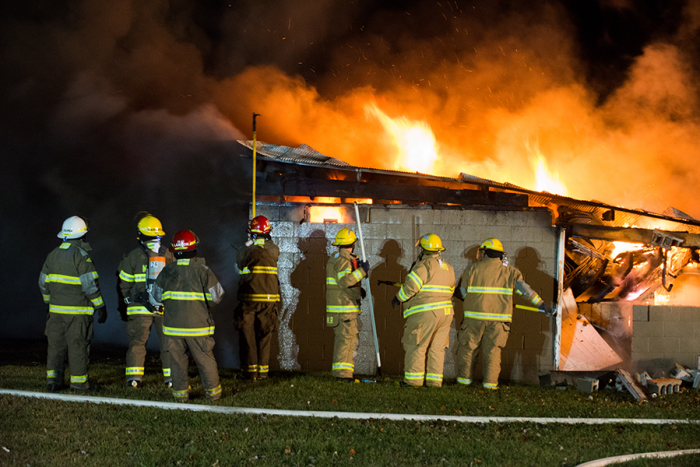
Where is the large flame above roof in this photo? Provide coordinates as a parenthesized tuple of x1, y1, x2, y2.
(365, 103, 439, 174)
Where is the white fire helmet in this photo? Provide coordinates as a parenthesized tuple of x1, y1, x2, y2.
(58, 216, 88, 239)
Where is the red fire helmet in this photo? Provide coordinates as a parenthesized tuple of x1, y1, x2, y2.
(248, 215, 272, 234)
(170, 229, 199, 251)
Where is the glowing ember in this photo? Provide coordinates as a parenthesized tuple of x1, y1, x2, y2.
(365, 103, 439, 174)
(309, 205, 349, 224)
(609, 241, 645, 260)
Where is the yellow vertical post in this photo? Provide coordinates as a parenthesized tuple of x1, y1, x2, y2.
(252, 113, 260, 218)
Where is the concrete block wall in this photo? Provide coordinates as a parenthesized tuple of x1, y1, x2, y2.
(257, 202, 558, 384)
(632, 305, 700, 374)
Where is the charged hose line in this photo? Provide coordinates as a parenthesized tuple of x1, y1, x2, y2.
(2, 389, 699, 426)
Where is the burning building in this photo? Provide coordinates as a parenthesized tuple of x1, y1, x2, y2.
(233, 139, 700, 384)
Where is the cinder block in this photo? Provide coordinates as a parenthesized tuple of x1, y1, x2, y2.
(505, 333, 525, 349)
(647, 378, 681, 395)
(647, 336, 680, 354)
(251, 204, 280, 221)
(294, 222, 328, 239)
(369, 208, 402, 225)
(577, 377, 599, 393)
(359, 222, 387, 240)
(523, 332, 547, 350)
(271, 221, 295, 239)
(650, 306, 680, 322)
(512, 226, 543, 243)
(402, 209, 433, 226)
(491, 226, 514, 243)
(278, 204, 306, 222)
(441, 209, 464, 225)
(664, 321, 695, 337)
(526, 210, 555, 227)
(386, 223, 414, 240)
(494, 211, 523, 226)
(631, 336, 650, 353)
(633, 322, 664, 337)
(633, 305, 649, 322)
(442, 225, 464, 241)
(678, 307, 700, 322)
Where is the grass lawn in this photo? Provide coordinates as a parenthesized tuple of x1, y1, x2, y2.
(2, 339, 700, 466)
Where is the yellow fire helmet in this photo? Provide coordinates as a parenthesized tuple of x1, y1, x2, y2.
(333, 228, 357, 246)
(480, 238, 504, 253)
(137, 215, 166, 237)
(416, 233, 445, 251)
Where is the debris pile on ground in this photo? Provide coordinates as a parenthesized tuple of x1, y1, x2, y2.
(572, 362, 699, 400)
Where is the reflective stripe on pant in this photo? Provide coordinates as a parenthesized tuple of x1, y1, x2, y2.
(234, 301, 278, 378)
(330, 317, 358, 378)
(457, 318, 510, 387)
(402, 309, 453, 387)
(167, 335, 221, 401)
(45, 313, 93, 389)
(125, 314, 171, 382)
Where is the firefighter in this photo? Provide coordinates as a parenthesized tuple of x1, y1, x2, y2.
(325, 228, 369, 382)
(391, 233, 455, 388)
(151, 230, 225, 402)
(456, 238, 554, 389)
(39, 216, 107, 393)
(234, 215, 281, 381)
(117, 213, 173, 388)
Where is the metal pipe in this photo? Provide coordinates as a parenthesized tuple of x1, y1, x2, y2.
(554, 226, 566, 371)
(251, 113, 260, 218)
(353, 202, 382, 377)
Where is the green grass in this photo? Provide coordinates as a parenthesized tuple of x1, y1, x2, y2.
(2, 339, 700, 466)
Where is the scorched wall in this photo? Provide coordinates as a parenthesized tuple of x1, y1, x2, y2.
(252, 202, 558, 384)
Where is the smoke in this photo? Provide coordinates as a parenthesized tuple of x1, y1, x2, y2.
(3, 0, 700, 346)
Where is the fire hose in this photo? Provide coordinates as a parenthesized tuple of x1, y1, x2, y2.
(353, 202, 382, 377)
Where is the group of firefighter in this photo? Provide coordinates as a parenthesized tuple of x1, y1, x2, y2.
(39, 212, 554, 402)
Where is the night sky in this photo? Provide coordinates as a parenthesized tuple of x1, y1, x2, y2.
(2, 0, 699, 356)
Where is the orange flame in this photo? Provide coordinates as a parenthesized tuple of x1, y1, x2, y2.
(365, 103, 439, 174)
(609, 241, 646, 260)
(308, 205, 350, 224)
(526, 142, 567, 196)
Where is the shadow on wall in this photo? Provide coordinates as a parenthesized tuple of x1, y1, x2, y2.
(369, 239, 408, 376)
(274, 229, 330, 371)
(509, 246, 555, 383)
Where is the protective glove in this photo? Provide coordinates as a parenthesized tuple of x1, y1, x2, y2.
(359, 260, 370, 274)
(539, 303, 555, 317)
(360, 288, 367, 299)
(391, 296, 401, 310)
(96, 306, 108, 324)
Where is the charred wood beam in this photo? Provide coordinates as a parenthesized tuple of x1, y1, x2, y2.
(260, 178, 528, 207)
(562, 223, 700, 248)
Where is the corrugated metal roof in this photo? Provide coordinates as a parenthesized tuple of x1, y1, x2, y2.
(239, 141, 352, 167)
(237, 140, 700, 231)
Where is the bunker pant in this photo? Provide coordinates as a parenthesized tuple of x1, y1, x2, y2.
(168, 336, 221, 402)
(125, 314, 171, 383)
(45, 314, 93, 390)
(330, 317, 358, 379)
(457, 318, 510, 388)
(234, 301, 278, 379)
(402, 309, 453, 387)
